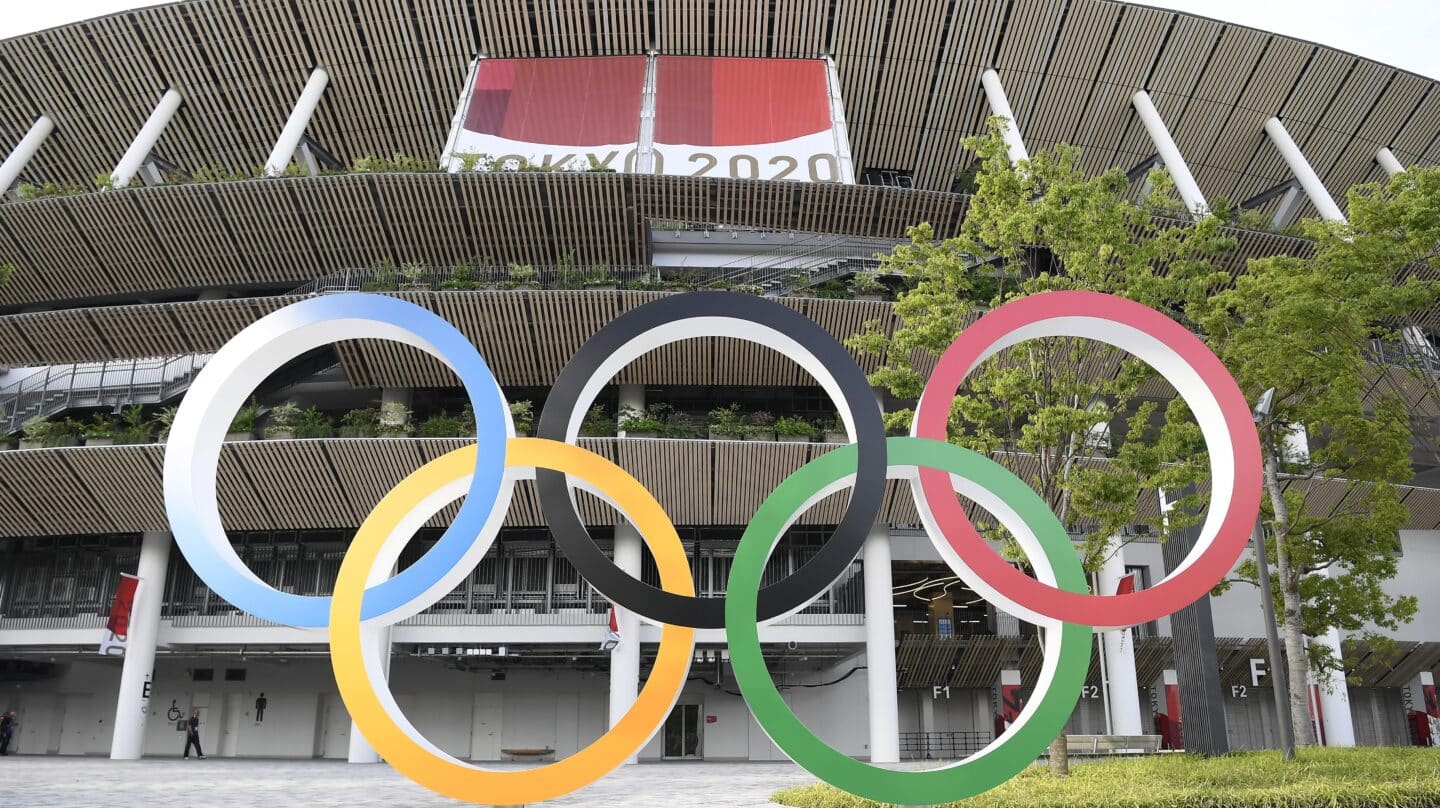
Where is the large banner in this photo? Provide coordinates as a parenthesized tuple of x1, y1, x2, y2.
(653, 57, 845, 183)
(442, 55, 850, 182)
(98, 573, 140, 656)
(444, 56, 647, 172)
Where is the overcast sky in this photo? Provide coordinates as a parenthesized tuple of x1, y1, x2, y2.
(0, 0, 1436, 79)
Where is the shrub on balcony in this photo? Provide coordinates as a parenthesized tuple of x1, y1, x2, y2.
(292, 407, 333, 439)
(379, 400, 413, 437)
(745, 410, 777, 441)
(263, 401, 302, 439)
(114, 404, 155, 445)
(338, 407, 380, 438)
(579, 404, 612, 437)
(418, 411, 467, 438)
(618, 404, 665, 437)
(228, 399, 263, 441)
(707, 404, 745, 439)
(509, 400, 534, 436)
(773, 416, 817, 442)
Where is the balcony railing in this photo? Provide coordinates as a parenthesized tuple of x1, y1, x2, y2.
(1, 354, 209, 433)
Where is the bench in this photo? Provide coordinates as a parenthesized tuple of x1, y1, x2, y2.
(502, 747, 556, 761)
(1064, 734, 1163, 756)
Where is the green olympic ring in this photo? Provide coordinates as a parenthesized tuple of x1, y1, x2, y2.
(726, 437, 1090, 805)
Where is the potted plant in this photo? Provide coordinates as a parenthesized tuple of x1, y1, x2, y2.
(153, 406, 178, 443)
(819, 413, 849, 444)
(662, 411, 700, 439)
(379, 400, 413, 437)
(583, 268, 618, 291)
(579, 404, 612, 437)
(439, 262, 478, 291)
(292, 407, 333, 439)
(509, 264, 539, 289)
(510, 400, 534, 437)
(418, 411, 467, 438)
(19, 416, 54, 450)
(398, 261, 431, 291)
(228, 399, 262, 441)
(264, 401, 302, 439)
(706, 404, 744, 440)
(618, 405, 664, 438)
(362, 259, 399, 292)
(849, 270, 886, 301)
(114, 404, 155, 445)
(338, 407, 380, 438)
(81, 413, 118, 446)
(773, 415, 817, 443)
(745, 410, 776, 441)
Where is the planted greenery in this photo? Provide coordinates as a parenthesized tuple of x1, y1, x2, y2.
(772, 748, 1440, 808)
(292, 407, 333, 439)
(339, 407, 380, 438)
(114, 404, 155, 445)
(228, 399, 263, 440)
(418, 411, 468, 438)
(618, 404, 665, 437)
(848, 270, 886, 299)
(264, 402, 302, 439)
(745, 410, 776, 441)
(509, 400, 534, 436)
(707, 404, 745, 439)
(773, 415, 817, 441)
(21, 416, 79, 448)
(579, 405, 612, 437)
(379, 400, 413, 437)
(153, 406, 178, 442)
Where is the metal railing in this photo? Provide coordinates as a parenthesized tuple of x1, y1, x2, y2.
(898, 731, 992, 761)
(1, 354, 209, 433)
(289, 264, 658, 296)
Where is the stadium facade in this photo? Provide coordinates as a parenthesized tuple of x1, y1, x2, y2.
(0, 0, 1438, 766)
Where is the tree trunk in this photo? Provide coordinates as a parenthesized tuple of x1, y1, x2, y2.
(1263, 444, 1316, 747)
(1048, 734, 1069, 776)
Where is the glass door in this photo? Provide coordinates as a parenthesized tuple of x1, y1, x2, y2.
(662, 703, 703, 759)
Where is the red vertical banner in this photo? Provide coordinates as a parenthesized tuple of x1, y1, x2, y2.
(99, 573, 140, 656)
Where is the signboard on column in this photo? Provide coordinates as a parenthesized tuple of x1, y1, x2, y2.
(99, 573, 140, 656)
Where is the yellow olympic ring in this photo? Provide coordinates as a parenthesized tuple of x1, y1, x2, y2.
(329, 438, 696, 804)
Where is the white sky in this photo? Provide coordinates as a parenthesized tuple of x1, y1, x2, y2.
(0, 1, 1436, 80)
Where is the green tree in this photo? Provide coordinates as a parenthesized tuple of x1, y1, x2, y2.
(0, 262, 13, 287)
(1191, 166, 1440, 746)
(849, 121, 1231, 774)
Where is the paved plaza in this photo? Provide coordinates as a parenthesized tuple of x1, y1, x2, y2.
(0, 756, 813, 807)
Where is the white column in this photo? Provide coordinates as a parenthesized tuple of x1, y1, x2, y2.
(1376, 147, 1406, 177)
(608, 523, 643, 764)
(864, 524, 899, 763)
(110, 531, 171, 760)
(111, 89, 183, 190)
(980, 68, 1029, 165)
(346, 624, 392, 763)
(1131, 91, 1209, 216)
(617, 384, 644, 438)
(1263, 117, 1345, 222)
(1310, 591, 1355, 747)
(1097, 551, 1143, 736)
(0, 115, 56, 193)
(265, 68, 330, 177)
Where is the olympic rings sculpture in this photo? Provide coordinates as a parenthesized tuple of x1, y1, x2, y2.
(162, 289, 1261, 805)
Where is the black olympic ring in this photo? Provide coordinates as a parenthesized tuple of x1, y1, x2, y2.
(536, 291, 887, 628)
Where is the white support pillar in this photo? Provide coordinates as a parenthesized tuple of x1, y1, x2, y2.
(1098, 551, 1143, 736)
(110, 531, 171, 760)
(111, 89, 183, 190)
(1376, 147, 1406, 178)
(617, 384, 644, 438)
(1131, 91, 1209, 216)
(608, 523, 643, 764)
(980, 68, 1029, 166)
(1310, 566, 1355, 747)
(0, 115, 56, 193)
(346, 623, 392, 763)
(265, 68, 330, 177)
(1263, 117, 1345, 222)
(864, 524, 899, 763)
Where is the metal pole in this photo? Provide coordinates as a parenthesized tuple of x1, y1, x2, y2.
(1251, 516, 1296, 759)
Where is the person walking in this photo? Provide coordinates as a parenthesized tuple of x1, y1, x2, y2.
(0, 710, 15, 755)
(182, 708, 205, 759)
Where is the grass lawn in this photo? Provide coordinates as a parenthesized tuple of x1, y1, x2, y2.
(771, 747, 1440, 808)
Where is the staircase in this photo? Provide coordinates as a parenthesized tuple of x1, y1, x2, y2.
(0, 355, 209, 434)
